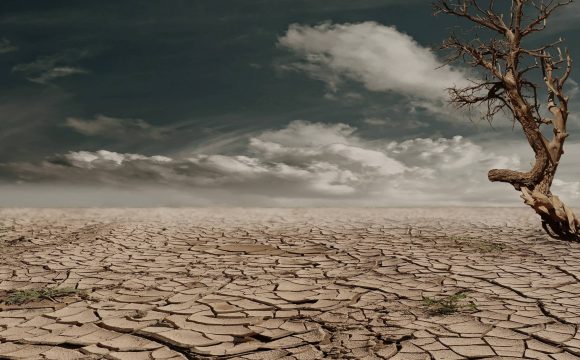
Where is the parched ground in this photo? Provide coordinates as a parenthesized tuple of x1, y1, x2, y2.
(0, 208, 579, 360)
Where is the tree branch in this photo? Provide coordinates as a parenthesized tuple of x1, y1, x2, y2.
(435, 0, 577, 240)
(521, 0, 574, 37)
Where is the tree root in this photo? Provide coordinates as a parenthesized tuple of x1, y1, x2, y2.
(520, 187, 580, 242)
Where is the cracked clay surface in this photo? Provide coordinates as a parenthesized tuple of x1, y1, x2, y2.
(0, 208, 579, 359)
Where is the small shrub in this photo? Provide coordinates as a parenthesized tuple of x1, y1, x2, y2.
(422, 292, 477, 315)
(450, 236, 505, 253)
(3, 287, 81, 305)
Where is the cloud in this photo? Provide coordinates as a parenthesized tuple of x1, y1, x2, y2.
(0, 88, 75, 163)
(275, 21, 531, 128)
(552, 179, 580, 201)
(550, 1, 580, 31)
(0, 38, 17, 54)
(65, 115, 170, 140)
(2, 120, 542, 206)
(364, 117, 428, 129)
(30, 67, 86, 84)
(12, 50, 89, 84)
(278, 22, 468, 100)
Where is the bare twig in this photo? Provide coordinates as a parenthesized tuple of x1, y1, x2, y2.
(434, 0, 577, 240)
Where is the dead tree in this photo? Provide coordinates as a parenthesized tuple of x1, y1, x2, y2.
(435, 0, 578, 241)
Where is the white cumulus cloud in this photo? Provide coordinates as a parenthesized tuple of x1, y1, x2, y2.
(1, 120, 546, 206)
(278, 22, 469, 99)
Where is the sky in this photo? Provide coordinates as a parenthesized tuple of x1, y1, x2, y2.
(1, 0, 580, 207)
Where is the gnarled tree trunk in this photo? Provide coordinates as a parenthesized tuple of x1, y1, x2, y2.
(435, 0, 578, 241)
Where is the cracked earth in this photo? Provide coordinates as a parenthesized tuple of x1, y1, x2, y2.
(0, 208, 579, 360)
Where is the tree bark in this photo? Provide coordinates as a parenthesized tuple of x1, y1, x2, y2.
(435, 0, 578, 241)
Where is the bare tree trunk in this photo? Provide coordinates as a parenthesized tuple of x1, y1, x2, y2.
(488, 98, 578, 240)
(521, 169, 578, 241)
(435, 0, 578, 241)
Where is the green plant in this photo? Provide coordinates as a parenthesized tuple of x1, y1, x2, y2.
(476, 242, 506, 253)
(448, 235, 468, 242)
(0, 226, 9, 241)
(3, 287, 81, 305)
(450, 236, 505, 253)
(422, 292, 476, 315)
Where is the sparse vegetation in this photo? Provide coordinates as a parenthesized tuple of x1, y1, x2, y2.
(6, 236, 26, 245)
(475, 242, 505, 253)
(0, 226, 9, 241)
(448, 235, 468, 242)
(0, 224, 25, 246)
(2, 287, 81, 305)
(449, 236, 505, 253)
(423, 292, 477, 315)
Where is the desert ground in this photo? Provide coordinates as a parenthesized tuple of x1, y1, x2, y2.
(0, 208, 579, 360)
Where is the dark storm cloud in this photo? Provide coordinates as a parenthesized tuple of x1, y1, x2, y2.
(0, 1, 579, 206)
(11, 47, 95, 84)
(550, 1, 580, 32)
(0, 38, 17, 53)
(0, 0, 458, 163)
